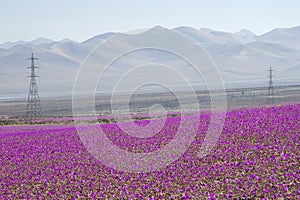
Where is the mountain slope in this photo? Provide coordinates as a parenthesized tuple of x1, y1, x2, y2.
(0, 26, 299, 97)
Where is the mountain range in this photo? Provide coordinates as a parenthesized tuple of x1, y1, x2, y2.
(0, 26, 299, 98)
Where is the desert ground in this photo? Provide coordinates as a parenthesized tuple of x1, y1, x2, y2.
(0, 85, 299, 122)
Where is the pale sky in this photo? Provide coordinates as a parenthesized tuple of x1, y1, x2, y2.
(1, 0, 300, 43)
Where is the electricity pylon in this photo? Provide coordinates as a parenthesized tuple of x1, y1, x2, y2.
(26, 53, 41, 118)
(267, 66, 274, 103)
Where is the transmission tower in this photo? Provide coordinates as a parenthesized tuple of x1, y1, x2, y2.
(267, 66, 274, 103)
(267, 66, 274, 95)
(26, 53, 41, 118)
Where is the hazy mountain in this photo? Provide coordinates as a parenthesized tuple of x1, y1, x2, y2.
(0, 40, 27, 49)
(174, 26, 247, 44)
(259, 26, 300, 49)
(0, 38, 53, 49)
(235, 29, 255, 37)
(82, 32, 117, 49)
(59, 38, 75, 43)
(30, 37, 53, 46)
(0, 26, 299, 97)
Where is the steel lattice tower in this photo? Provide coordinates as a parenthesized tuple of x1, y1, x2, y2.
(26, 53, 41, 118)
(267, 66, 274, 96)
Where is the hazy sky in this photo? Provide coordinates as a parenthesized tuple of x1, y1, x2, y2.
(1, 0, 299, 43)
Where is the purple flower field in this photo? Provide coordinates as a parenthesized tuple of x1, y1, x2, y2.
(0, 104, 299, 199)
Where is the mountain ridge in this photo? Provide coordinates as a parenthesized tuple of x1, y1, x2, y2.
(0, 25, 299, 97)
(2, 25, 300, 49)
